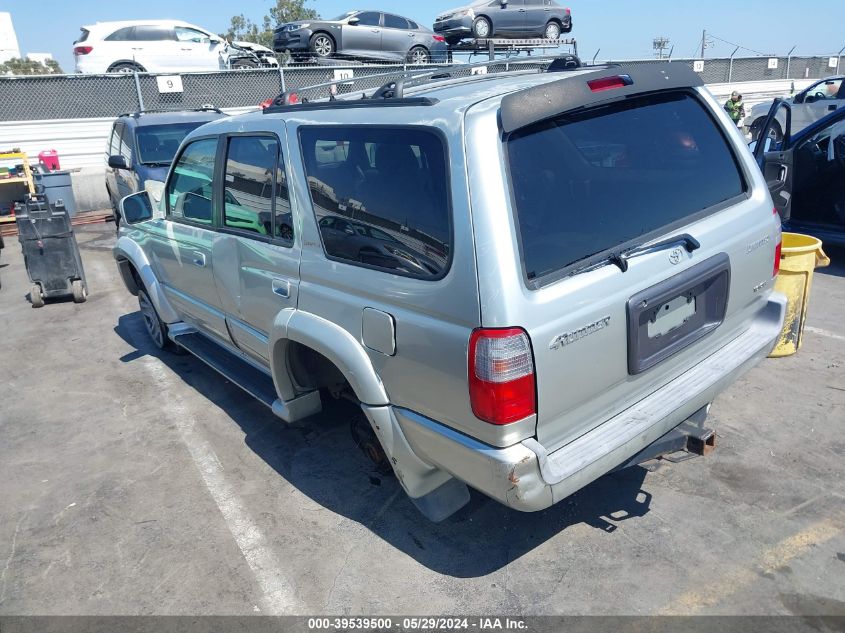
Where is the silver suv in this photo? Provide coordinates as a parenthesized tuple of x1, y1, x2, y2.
(114, 63, 786, 521)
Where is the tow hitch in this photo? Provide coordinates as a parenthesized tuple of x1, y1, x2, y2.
(613, 406, 716, 471)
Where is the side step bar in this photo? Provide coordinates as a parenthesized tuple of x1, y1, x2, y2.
(171, 330, 321, 422)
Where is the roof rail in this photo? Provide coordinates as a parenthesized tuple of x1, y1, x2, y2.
(263, 54, 586, 114)
(117, 105, 225, 118)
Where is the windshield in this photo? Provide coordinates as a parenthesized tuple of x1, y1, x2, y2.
(331, 11, 358, 21)
(507, 91, 746, 284)
(135, 122, 210, 165)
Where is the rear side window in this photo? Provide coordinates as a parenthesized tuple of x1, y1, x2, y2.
(507, 91, 746, 284)
(300, 127, 451, 279)
(167, 138, 217, 225)
(131, 26, 175, 41)
(384, 14, 410, 29)
(223, 135, 292, 243)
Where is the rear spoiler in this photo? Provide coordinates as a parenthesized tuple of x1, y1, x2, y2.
(499, 63, 704, 134)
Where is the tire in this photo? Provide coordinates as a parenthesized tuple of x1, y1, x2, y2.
(472, 16, 492, 39)
(71, 279, 87, 303)
(407, 46, 430, 65)
(108, 62, 145, 74)
(138, 288, 180, 352)
(309, 33, 335, 58)
(30, 284, 44, 308)
(544, 21, 562, 40)
(751, 117, 783, 144)
(231, 58, 258, 69)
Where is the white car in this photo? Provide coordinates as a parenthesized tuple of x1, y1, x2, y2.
(73, 20, 278, 74)
(747, 76, 845, 141)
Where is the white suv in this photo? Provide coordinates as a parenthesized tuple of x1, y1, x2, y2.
(73, 20, 277, 74)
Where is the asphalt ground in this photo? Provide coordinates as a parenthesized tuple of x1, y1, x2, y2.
(0, 223, 843, 616)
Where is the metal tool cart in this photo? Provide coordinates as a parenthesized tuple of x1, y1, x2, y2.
(15, 194, 88, 307)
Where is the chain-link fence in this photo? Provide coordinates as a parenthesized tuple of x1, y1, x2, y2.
(1, 54, 842, 121)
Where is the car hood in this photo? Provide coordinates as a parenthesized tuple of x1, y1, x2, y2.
(232, 40, 273, 53)
(439, 0, 490, 15)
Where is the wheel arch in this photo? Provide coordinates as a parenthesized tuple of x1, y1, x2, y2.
(269, 310, 389, 406)
(113, 236, 179, 322)
(107, 60, 146, 72)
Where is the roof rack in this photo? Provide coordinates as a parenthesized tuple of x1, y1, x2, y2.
(117, 105, 225, 118)
(263, 54, 590, 114)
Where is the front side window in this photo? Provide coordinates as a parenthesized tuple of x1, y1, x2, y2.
(507, 91, 746, 284)
(300, 127, 451, 279)
(167, 138, 217, 225)
(175, 26, 211, 43)
(117, 124, 133, 163)
(807, 79, 843, 101)
(353, 12, 381, 27)
(223, 135, 292, 242)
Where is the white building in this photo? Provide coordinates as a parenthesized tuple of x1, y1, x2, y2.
(0, 12, 21, 63)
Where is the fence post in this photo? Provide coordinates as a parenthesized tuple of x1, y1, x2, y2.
(133, 70, 145, 111)
(278, 64, 286, 93)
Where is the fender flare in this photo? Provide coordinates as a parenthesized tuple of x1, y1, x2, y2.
(269, 310, 389, 406)
(112, 236, 180, 324)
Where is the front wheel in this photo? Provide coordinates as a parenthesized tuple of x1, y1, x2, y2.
(472, 16, 492, 39)
(30, 283, 44, 308)
(750, 117, 783, 144)
(407, 46, 430, 65)
(231, 58, 258, 69)
(71, 279, 87, 303)
(138, 288, 181, 352)
(544, 21, 562, 40)
(310, 33, 335, 58)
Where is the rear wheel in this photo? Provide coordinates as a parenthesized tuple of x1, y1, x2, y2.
(472, 16, 492, 39)
(30, 284, 44, 308)
(310, 33, 335, 58)
(544, 21, 562, 40)
(71, 279, 87, 303)
(108, 62, 145, 73)
(407, 46, 430, 65)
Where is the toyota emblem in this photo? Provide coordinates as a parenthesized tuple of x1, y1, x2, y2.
(669, 247, 684, 265)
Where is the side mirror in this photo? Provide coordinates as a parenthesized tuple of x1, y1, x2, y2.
(119, 191, 154, 225)
(108, 155, 130, 170)
(348, 17, 360, 25)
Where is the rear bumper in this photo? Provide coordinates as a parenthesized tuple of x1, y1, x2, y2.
(391, 293, 787, 512)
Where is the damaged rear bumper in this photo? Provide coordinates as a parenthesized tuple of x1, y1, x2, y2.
(387, 293, 787, 514)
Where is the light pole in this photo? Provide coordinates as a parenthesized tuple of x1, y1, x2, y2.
(785, 45, 796, 80)
(653, 37, 670, 60)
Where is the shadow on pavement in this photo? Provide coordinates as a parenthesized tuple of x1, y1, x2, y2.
(115, 311, 653, 578)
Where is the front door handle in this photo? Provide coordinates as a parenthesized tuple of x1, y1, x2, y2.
(272, 278, 290, 298)
(191, 251, 206, 267)
(778, 165, 789, 183)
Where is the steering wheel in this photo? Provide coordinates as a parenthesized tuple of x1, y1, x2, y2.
(833, 134, 845, 170)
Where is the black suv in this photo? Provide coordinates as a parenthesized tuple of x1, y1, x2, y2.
(105, 107, 226, 228)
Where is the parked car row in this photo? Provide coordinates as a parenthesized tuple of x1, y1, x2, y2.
(272, 2, 573, 62)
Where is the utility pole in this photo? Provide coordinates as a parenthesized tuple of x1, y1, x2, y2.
(653, 36, 670, 60)
(700, 30, 706, 59)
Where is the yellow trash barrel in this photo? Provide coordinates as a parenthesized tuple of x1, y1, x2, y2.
(770, 232, 831, 357)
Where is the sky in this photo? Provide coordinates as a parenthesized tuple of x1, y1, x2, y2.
(4, 0, 845, 73)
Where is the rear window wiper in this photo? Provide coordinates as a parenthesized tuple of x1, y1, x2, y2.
(570, 234, 701, 277)
(609, 233, 701, 272)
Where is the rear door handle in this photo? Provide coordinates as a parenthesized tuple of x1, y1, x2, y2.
(272, 278, 290, 298)
(191, 251, 206, 267)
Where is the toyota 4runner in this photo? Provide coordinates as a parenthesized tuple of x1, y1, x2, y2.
(114, 62, 786, 521)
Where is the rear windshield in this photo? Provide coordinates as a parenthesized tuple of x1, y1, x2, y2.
(75, 29, 89, 44)
(135, 122, 210, 165)
(507, 91, 746, 284)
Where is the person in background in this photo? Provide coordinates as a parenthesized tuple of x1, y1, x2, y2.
(724, 91, 746, 128)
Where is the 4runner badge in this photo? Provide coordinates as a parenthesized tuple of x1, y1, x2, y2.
(549, 316, 612, 350)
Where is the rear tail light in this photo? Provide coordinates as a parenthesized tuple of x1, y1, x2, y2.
(468, 328, 536, 425)
(587, 74, 634, 92)
(432, 35, 446, 42)
(259, 98, 273, 109)
(74, 46, 93, 55)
